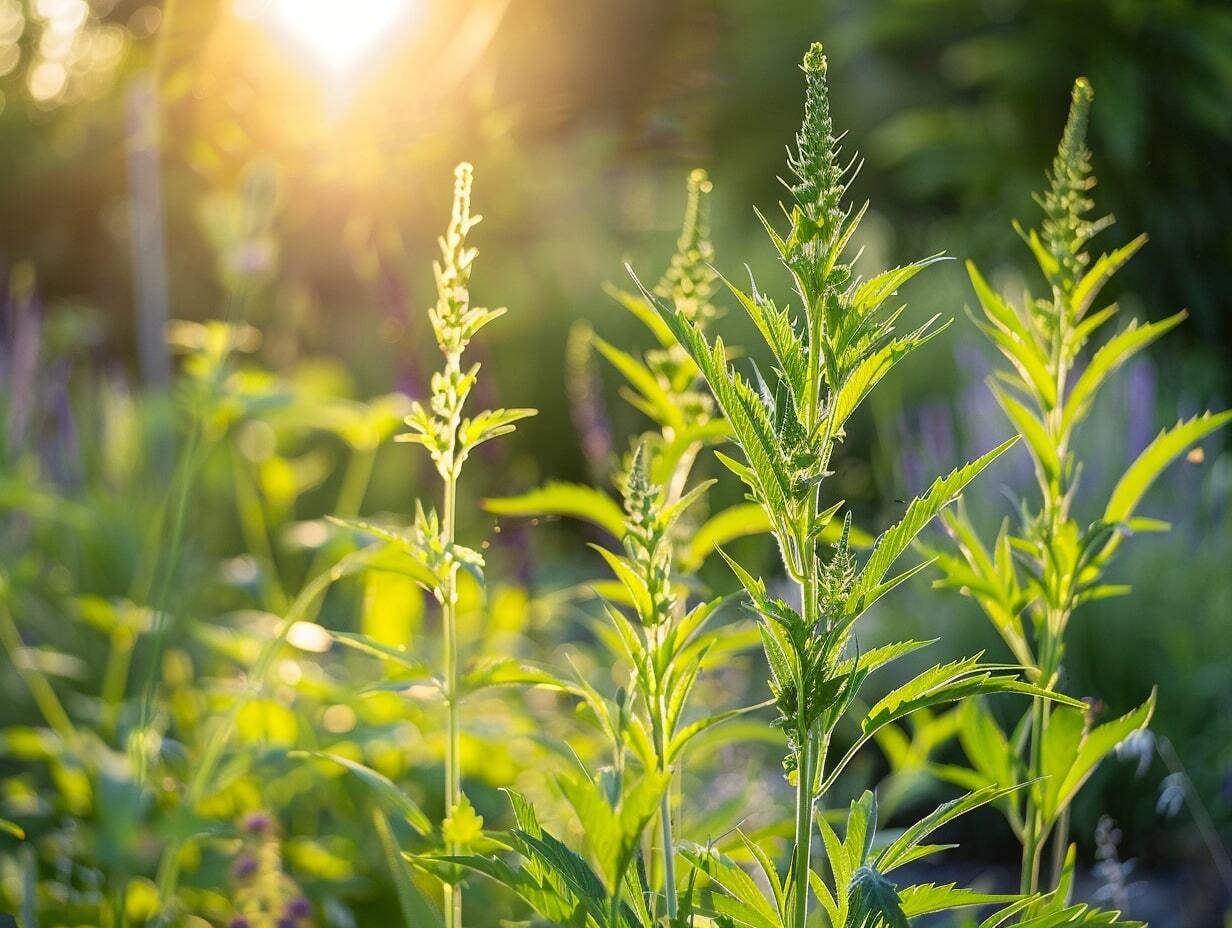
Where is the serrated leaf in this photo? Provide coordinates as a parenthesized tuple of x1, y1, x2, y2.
(878, 783, 1027, 872)
(852, 438, 1018, 612)
(899, 882, 1018, 917)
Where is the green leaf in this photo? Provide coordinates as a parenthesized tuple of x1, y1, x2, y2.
(851, 255, 949, 318)
(898, 883, 1018, 917)
(591, 546, 653, 625)
(718, 270, 807, 402)
(460, 656, 575, 695)
(604, 283, 676, 348)
(680, 843, 781, 928)
(458, 407, 536, 458)
(1062, 311, 1186, 432)
(1070, 234, 1147, 320)
(483, 482, 626, 539)
(330, 631, 432, 677)
(373, 808, 444, 928)
(834, 639, 937, 678)
(1103, 411, 1232, 538)
(651, 295, 795, 517)
(427, 852, 590, 928)
(958, 699, 1017, 795)
(990, 384, 1059, 483)
(592, 332, 684, 430)
(829, 317, 950, 432)
(291, 751, 432, 836)
(878, 783, 1027, 872)
(967, 261, 1030, 342)
(514, 827, 610, 916)
(681, 503, 774, 570)
(848, 865, 908, 928)
(667, 703, 768, 761)
(1043, 691, 1156, 826)
(852, 438, 1018, 612)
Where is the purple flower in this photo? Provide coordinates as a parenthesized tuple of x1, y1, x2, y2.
(229, 918, 251, 928)
(243, 812, 273, 835)
(285, 896, 312, 918)
(277, 918, 298, 928)
(230, 853, 258, 880)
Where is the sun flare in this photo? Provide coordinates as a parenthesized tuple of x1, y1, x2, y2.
(264, 0, 416, 73)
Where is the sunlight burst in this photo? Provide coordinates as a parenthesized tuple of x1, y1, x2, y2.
(265, 0, 415, 73)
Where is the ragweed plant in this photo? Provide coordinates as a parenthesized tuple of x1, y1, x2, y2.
(320, 162, 536, 928)
(433, 447, 750, 926)
(411, 176, 765, 923)
(930, 78, 1232, 898)
(481, 171, 765, 916)
(486, 168, 771, 564)
(648, 43, 1109, 928)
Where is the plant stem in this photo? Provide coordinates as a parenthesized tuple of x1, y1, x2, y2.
(659, 791, 677, 919)
(100, 627, 136, 740)
(0, 602, 78, 746)
(791, 729, 816, 928)
(790, 536, 821, 928)
(442, 469, 462, 928)
(1049, 804, 1071, 889)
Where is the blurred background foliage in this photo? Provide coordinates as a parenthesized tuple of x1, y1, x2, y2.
(1, 0, 1230, 925)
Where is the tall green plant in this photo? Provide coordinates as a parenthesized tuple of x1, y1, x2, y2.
(322, 163, 536, 928)
(648, 43, 1108, 928)
(931, 77, 1232, 898)
(485, 168, 775, 561)
(468, 171, 760, 923)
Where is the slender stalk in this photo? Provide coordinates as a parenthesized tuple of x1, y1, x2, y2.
(791, 527, 821, 928)
(100, 626, 136, 740)
(1049, 804, 1072, 889)
(659, 791, 677, 919)
(791, 730, 816, 928)
(1020, 691, 1047, 895)
(0, 602, 79, 746)
(442, 469, 462, 928)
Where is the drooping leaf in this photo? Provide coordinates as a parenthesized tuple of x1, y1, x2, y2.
(483, 482, 626, 539)
(373, 808, 444, 928)
(292, 752, 432, 836)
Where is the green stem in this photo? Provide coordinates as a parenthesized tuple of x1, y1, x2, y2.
(791, 730, 816, 928)
(442, 469, 462, 928)
(790, 536, 821, 928)
(100, 627, 136, 740)
(1020, 631, 1058, 898)
(659, 791, 677, 919)
(1049, 804, 1071, 889)
(608, 872, 624, 928)
(0, 603, 78, 747)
